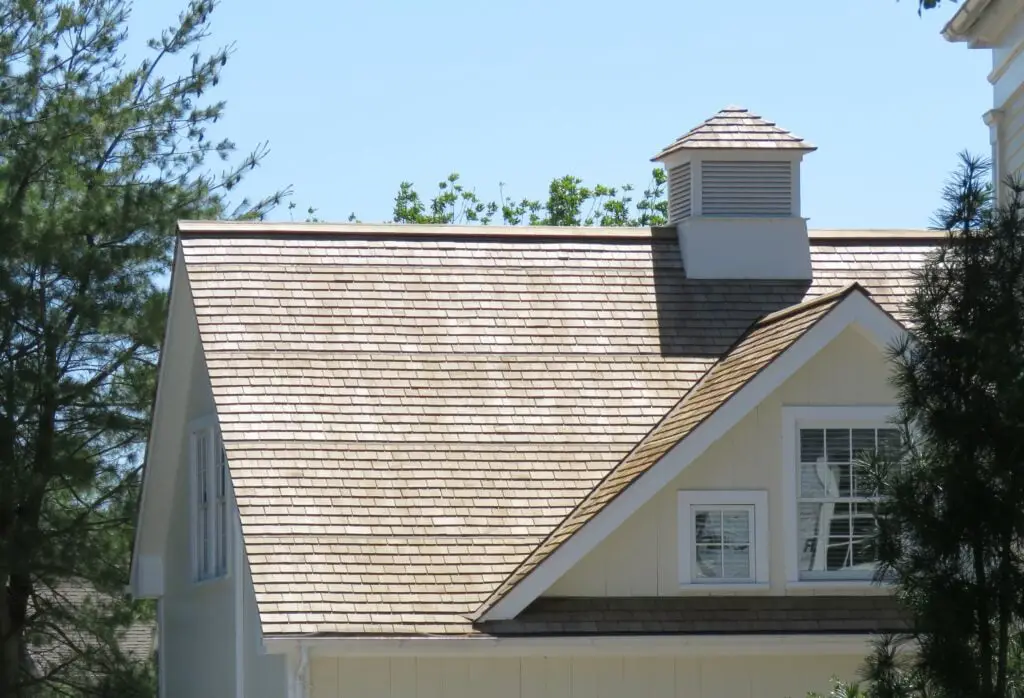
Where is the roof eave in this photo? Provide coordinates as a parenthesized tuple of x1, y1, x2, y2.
(651, 143, 818, 162)
(942, 0, 994, 41)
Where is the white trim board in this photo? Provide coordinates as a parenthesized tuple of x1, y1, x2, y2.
(131, 244, 195, 598)
(263, 633, 874, 658)
(479, 290, 908, 621)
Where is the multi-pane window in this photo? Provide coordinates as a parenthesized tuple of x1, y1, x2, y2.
(692, 505, 754, 582)
(192, 422, 231, 582)
(678, 490, 768, 587)
(796, 426, 899, 579)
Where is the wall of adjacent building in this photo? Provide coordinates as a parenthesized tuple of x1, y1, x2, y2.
(992, 6, 1024, 194)
(544, 326, 895, 597)
(309, 653, 861, 698)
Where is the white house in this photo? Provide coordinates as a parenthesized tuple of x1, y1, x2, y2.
(944, 0, 1024, 197)
(130, 107, 942, 698)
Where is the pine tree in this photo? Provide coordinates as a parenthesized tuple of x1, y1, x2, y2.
(0, 1, 283, 694)
(806, 157, 1024, 698)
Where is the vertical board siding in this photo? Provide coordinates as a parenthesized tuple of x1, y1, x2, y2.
(701, 161, 792, 217)
(668, 164, 692, 222)
(311, 654, 861, 698)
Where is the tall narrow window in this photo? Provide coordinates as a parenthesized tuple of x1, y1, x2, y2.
(191, 420, 231, 582)
(194, 430, 211, 580)
(216, 444, 229, 576)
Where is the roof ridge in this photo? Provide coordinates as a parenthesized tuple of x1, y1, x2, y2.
(178, 220, 944, 243)
(756, 283, 864, 327)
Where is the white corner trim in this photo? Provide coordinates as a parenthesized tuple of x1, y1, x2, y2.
(781, 405, 899, 585)
(677, 490, 769, 587)
(234, 514, 244, 698)
(480, 289, 907, 621)
(132, 555, 164, 599)
(286, 645, 310, 698)
(264, 634, 873, 659)
(157, 599, 166, 698)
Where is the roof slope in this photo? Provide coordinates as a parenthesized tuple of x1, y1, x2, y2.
(477, 285, 860, 617)
(178, 223, 933, 636)
(653, 106, 815, 160)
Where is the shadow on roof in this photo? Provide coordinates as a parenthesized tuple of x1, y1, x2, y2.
(650, 230, 810, 357)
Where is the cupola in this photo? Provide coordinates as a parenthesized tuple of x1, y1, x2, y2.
(653, 106, 816, 280)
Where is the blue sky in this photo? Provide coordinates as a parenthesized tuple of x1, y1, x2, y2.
(132, 0, 992, 230)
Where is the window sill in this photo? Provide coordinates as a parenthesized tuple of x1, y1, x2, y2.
(678, 582, 771, 594)
(192, 573, 230, 589)
(785, 580, 891, 595)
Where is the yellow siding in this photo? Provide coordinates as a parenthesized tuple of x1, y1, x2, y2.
(546, 326, 895, 597)
(161, 296, 238, 698)
(311, 654, 861, 698)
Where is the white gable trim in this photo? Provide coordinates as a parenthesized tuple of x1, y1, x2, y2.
(130, 245, 197, 598)
(480, 290, 907, 621)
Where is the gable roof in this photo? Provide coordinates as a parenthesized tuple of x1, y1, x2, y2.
(652, 106, 816, 160)
(174, 222, 934, 637)
(478, 285, 907, 620)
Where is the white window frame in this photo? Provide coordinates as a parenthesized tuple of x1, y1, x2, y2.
(189, 416, 231, 583)
(677, 490, 769, 590)
(782, 405, 897, 590)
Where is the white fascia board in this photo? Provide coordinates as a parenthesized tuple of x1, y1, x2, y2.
(130, 243, 187, 598)
(479, 289, 907, 622)
(262, 633, 873, 658)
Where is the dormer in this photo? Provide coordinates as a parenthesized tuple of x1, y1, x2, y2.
(653, 107, 817, 280)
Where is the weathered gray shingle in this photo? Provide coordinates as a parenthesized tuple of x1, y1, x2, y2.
(177, 222, 936, 636)
(653, 106, 816, 159)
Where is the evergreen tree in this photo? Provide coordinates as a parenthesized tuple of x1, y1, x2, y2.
(0, 0, 283, 694)
(806, 157, 1024, 698)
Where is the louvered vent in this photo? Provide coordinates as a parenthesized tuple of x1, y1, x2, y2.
(668, 163, 692, 222)
(701, 161, 792, 217)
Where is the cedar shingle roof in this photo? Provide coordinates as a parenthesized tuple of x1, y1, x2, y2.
(477, 285, 861, 618)
(177, 223, 934, 636)
(653, 106, 816, 160)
